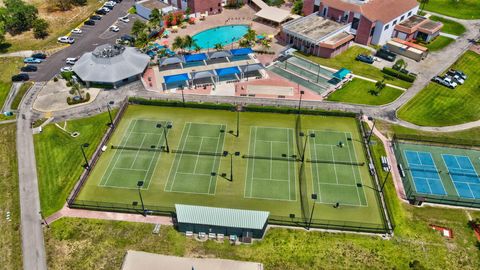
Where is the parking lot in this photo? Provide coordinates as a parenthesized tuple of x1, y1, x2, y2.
(28, 0, 139, 82)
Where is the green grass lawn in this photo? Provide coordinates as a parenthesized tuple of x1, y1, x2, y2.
(295, 47, 412, 89)
(421, 0, 480, 19)
(397, 51, 480, 126)
(34, 111, 116, 216)
(429, 15, 466, 36)
(11, 82, 33, 110)
(0, 124, 22, 270)
(326, 78, 404, 105)
(0, 57, 24, 108)
(424, 36, 455, 51)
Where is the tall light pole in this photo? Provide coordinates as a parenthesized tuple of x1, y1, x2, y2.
(308, 193, 318, 230)
(357, 168, 391, 193)
(223, 151, 240, 181)
(80, 143, 90, 169)
(156, 123, 172, 152)
(107, 104, 114, 128)
(300, 132, 315, 162)
(297, 90, 304, 114)
(367, 116, 375, 144)
(137, 180, 146, 216)
(236, 109, 240, 137)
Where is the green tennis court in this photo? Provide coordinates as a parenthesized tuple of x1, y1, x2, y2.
(99, 119, 169, 189)
(244, 127, 297, 201)
(308, 130, 367, 206)
(164, 122, 226, 195)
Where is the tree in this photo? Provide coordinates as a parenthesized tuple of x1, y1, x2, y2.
(374, 80, 386, 95)
(172, 36, 185, 52)
(193, 44, 201, 53)
(131, 20, 147, 37)
(183, 35, 197, 51)
(149, 8, 161, 28)
(243, 28, 256, 45)
(32, 18, 49, 39)
(261, 39, 271, 50)
(292, 0, 303, 15)
(419, 0, 429, 13)
(393, 59, 406, 71)
(214, 43, 224, 51)
(239, 39, 250, 48)
(135, 31, 149, 48)
(1, 0, 38, 35)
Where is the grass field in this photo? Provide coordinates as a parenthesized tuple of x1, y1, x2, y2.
(34, 111, 117, 216)
(398, 51, 480, 126)
(295, 46, 412, 89)
(2, 0, 102, 52)
(424, 36, 455, 51)
(326, 78, 404, 105)
(11, 82, 33, 110)
(0, 57, 24, 108)
(0, 124, 22, 270)
(76, 105, 385, 229)
(422, 0, 480, 19)
(429, 15, 466, 36)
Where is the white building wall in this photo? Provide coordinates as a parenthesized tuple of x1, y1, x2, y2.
(371, 5, 419, 45)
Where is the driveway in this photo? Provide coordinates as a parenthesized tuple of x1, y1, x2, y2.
(29, 0, 136, 82)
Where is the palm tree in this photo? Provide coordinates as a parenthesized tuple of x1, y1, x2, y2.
(193, 44, 201, 53)
(183, 35, 195, 51)
(420, 0, 429, 13)
(149, 8, 162, 28)
(261, 39, 271, 50)
(239, 39, 250, 48)
(131, 20, 147, 37)
(243, 28, 256, 45)
(374, 80, 386, 95)
(214, 43, 224, 51)
(172, 36, 185, 52)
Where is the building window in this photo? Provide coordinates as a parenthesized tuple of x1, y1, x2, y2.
(401, 15, 405, 21)
(370, 26, 376, 37)
(393, 20, 397, 25)
(408, 11, 412, 16)
(384, 24, 389, 30)
(322, 7, 327, 16)
(351, 17, 360, 30)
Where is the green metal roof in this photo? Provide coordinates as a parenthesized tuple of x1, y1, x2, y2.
(175, 204, 269, 230)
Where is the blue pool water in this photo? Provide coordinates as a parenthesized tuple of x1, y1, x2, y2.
(192, 25, 249, 49)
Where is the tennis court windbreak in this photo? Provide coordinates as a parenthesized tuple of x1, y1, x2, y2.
(164, 73, 190, 84)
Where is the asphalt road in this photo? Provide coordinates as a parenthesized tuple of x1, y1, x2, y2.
(30, 0, 136, 82)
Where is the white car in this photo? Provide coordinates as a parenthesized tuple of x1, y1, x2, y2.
(60, 66, 73, 72)
(109, 25, 120, 32)
(66, 57, 77, 65)
(119, 16, 130, 23)
(105, 1, 116, 6)
(58, 36, 75, 44)
(101, 7, 111, 12)
(71, 28, 82, 34)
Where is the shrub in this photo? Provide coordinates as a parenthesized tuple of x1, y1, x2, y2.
(129, 97, 235, 110)
(66, 81, 72, 87)
(243, 105, 357, 117)
(53, 77, 58, 82)
(382, 67, 416, 82)
(66, 92, 90, 105)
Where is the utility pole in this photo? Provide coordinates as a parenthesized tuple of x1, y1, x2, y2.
(80, 143, 90, 169)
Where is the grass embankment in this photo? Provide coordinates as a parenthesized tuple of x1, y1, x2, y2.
(34, 111, 116, 216)
(11, 82, 33, 110)
(3, 0, 102, 52)
(424, 36, 455, 51)
(430, 15, 466, 36)
(0, 57, 24, 108)
(0, 124, 22, 270)
(398, 51, 480, 126)
(327, 78, 404, 105)
(295, 46, 412, 89)
(422, 0, 480, 19)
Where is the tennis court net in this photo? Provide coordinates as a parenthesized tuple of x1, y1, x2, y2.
(306, 159, 365, 166)
(242, 155, 298, 162)
(172, 149, 226, 157)
(111, 145, 165, 152)
(448, 171, 479, 178)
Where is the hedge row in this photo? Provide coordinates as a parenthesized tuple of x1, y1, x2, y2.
(67, 93, 91, 105)
(243, 104, 357, 117)
(128, 97, 236, 110)
(382, 67, 416, 83)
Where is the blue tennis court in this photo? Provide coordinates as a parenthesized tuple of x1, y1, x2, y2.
(442, 154, 480, 199)
(404, 150, 447, 196)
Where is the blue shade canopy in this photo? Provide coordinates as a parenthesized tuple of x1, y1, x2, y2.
(164, 73, 190, 84)
(332, 68, 351, 80)
(184, 53, 208, 62)
(215, 66, 241, 77)
(230, 47, 254, 56)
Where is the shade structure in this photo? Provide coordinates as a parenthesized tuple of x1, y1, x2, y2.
(240, 63, 264, 73)
(208, 50, 232, 60)
(255, 7, 291, 24)
(230, 48, 254, 56)
(159, 55, 184, 66)
(164, 73, 190, 84)
(184, 53, 208, 63)
(215, 66, 241, 77)
(191, 70, 216, 80)
(332, 68, 351, 80)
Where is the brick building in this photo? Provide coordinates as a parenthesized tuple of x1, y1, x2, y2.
(302, 0, 420, 46)
(168, 0, 224, 15)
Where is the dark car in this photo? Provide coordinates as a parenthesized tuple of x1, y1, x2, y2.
(95, 9, 107, 15)
(90, 15, 102, 20)
(12, 73, 29, 82)
(84, 20, 95, 26)
(21, 65, 38, 72)
(31, 53, 47, 59)
(120, 34, 135, 42)
(375, 48, 396, 62)
(112, 0, 122, 2)
(355, 54, 374, 64)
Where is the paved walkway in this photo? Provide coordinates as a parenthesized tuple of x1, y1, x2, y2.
(0, 50, 33, 57)
(440, 32, 459, 39)
(1, 82, 22, 112)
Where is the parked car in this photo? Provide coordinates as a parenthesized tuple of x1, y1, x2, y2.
(21, 65, 38, 72)
(443, 76, 458, 88)
(446, 71, 464, 84)
(119, 16, 129, 23)
(60, 66, 73, 73)
(121, 34, 135, 42)
(31, 53, 47, 59)
(449, 69, 467, 80)
(84, 20, 95, 26)
(112, 0, 122, 2)
(71, 28, 82, 34)
(432, 76, 457, 89)
(12, 73, 29, 82)
(96, 9, 107, 15)
(109, 25, 120, 32)
(104, 1, 116, 7)
(375, 48, 396, 62)
(90, 15, 102, 20)
(23, 57, 42, 64)
(355, 54, 374, 64)
(66, 57, 77, 65)
(58, 36, 75, 44)
(102, 6, 112, 12)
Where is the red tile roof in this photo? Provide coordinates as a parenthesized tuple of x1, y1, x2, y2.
(321, 0, 419, 23)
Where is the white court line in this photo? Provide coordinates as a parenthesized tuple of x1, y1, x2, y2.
(165, 122, 191, 192)
(129, 134, 147, 169)
(440, 154, 461, 197)
(249, 126, 258, 198)
(253, 178, 290, 182)
(345, 133, 362, 206)
(312, 132, 322, 202)
(330, 146, 339, 184)
(143, 125, 169, 190)
(256, 139, 289, 143)
(114, 168, 149, 172)
(177, 172, 213, 177)
(188, 135, 222, 139)
(208, 124, 225, 195)
(286, 128, 292, 200)
(243, 127, 254, 198)
(192, 137, 205, 174)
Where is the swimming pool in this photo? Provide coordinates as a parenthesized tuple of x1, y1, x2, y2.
(192, 25, 249, 49)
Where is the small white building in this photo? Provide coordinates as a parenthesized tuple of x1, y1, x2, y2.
(135, 0, 177, 20)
